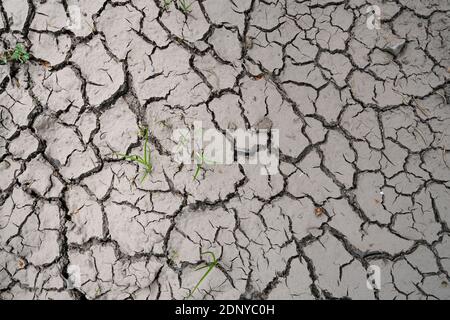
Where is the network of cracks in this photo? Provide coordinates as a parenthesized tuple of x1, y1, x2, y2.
(0, 0, 449, 300)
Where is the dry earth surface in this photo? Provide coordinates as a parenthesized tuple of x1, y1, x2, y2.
(0, 0, 449, 300)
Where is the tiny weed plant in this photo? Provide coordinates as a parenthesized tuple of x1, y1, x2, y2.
(116, 127, 153, 183)
(193, 150, 214, 181)
(178, 0, 193, 14)
(0, 44, 30, 65)
(173, 129, 214, 181)
(11, 44, 30, 63)
(177, 131, 190, 151)
(187, 251, 219, 299)
(162, 0, 172, 11)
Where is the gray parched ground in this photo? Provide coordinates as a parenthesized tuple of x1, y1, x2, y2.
(0, 0, 449, 300)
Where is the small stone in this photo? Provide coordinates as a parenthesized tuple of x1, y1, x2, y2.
(385, 39, 406, 56)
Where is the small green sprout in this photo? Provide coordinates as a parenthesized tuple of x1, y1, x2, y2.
(11, 44, 30, 63)
(116, 127, 153, 183)
(193, 150, 214, 181)
(187, 251, 219, 299)
(162, 0, 173, 11)
(173, 129, 214, 181)
(178, 0, 193, 14)
(0, 44, 30, 65)
(173, 130, 190, 154)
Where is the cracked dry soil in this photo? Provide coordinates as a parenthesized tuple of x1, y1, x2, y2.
(0, 0, 450, 300)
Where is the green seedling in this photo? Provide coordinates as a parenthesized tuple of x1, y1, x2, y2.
(187, 251, 219, 299)
(193, 150, 214, 181)
(173, 129, 214, 181)
(11, 44, 30, 63)
(116, 127, 153, 183)
(162, 0, 173, 11)
(174, 131, 190, 153)
(178, 0, 193, 14)
(0, 44, 30, 65)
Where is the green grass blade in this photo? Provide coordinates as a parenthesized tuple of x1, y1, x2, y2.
(194, 264, 209, 271)
(140, 170, 148, 183)
(116, 127, 152, 184)
(188, 266, 213, 298)
(143, 128, 148, 164)
(117, 153, 136, 160)
(193, 164, 201, 180)
(187, 251, 218, 299)
(201, 251, 216, 261)
(146, 146, 151, 166)
(135, 158, 148, 166)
